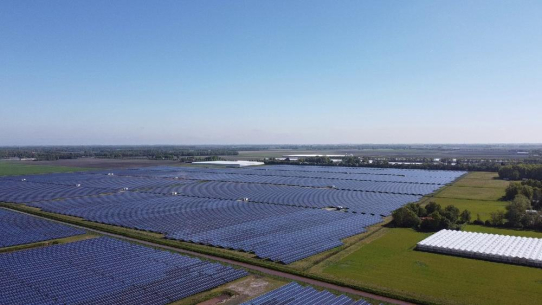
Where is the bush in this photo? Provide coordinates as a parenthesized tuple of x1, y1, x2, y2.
(489, 211, 505, 226)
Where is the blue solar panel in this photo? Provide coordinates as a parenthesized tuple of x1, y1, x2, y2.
(29, 194, 382, 264)
(241, 282, 373, 305)
(0, 237, 248, 305)
(1, 165, 465, 263)
(145, 181, 421, 216)
(0, 208, 85, 247)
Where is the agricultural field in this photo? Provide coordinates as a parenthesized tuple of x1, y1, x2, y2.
(463, 224, 542, 238)
(0, 161, 92, 176)
(427, 172, 510, 221)
(312, 172, 542, 305)
(319, 228, 542, 305)
(435, 185, 505, 201)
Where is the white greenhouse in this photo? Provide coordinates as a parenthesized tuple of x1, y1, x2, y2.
(416, 229, 542, 268)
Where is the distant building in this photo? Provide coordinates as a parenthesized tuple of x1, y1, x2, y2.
(191, 160, 264, 168)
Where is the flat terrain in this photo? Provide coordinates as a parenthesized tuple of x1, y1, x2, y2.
(428, 198, 507, 221)
(320, 227, 542, 305)
(464, 224, 542, 238)
(30, 158, 181, 168)
(435, 185, 505, 201)
(310, 172, 542, 305)
(429, 172, 509, 221)
(227, 148, 533, 160)
(0, 161, 92, 176)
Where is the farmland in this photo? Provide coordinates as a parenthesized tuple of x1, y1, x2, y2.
(314, 172, 542, 305)
(320, 227, 542, 305)
(0, 161, 92, 176)
(1, 161, 540, 305)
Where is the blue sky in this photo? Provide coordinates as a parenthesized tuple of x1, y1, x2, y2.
(1, 1, 541, 145)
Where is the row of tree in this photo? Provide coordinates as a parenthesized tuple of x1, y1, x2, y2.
(392, 202, 471, 231)
(502, 195, 542, 230)
(265, 158, 504, 172)
(504, 181, 542, 209)
(0, 146, 239, 161)
(498, 164, 542, 180)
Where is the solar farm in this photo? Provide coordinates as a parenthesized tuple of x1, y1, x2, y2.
(0, 208, 85, 248)
(0, 165, 464, 264)
(0, 201, 377, 305)
(0, 236, 248, 305)
(241, 282, 372, 305)
(417, 229, 542, 268)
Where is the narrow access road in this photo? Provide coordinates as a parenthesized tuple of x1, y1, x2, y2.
(4, 207, 415, 305)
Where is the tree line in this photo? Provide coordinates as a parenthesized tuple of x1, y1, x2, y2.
(0, 146, 238, 161)
(498, 164, 542, 180)
(265, 158, 504, 172)
(392, 202, 471, 231)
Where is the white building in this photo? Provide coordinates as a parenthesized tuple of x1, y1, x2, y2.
(417, 229, 542, 268)
(191, 160, 264, 168)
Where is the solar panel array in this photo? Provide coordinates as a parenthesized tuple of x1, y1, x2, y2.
(0, 237, 248, 305)
(0, 181, 114, 203)
(29, 193, 382, 264)
(144, 181, 420, 216)
(241, 282, 373, 305)
(0, 208, 85, 247)
(0, 165, 464, 263)
(417, 229, 542, 268)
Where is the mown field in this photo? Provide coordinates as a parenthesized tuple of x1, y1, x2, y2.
(430, 172, 508, 221)
(320, 227, 542, 305)
(315, 172, 542, 305)
(0, 161, 92, 176)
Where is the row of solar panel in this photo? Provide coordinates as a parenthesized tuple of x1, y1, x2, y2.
(28, 193, 382, 263)
(253, 164, 466, 178)
(0, 208, 85, 247)
(0, 176, 423, 216)
(0, 237, 248, 305)
(135, 171, 442, 195)
(143, 181, 421, 216)
(137, 164, 466, 180)
(242, 282, 373, 305)
(106, 165, 465, 185)
(0, 181, 114, 203)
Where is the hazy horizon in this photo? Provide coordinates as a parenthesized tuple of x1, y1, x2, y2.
(2, 1, 541, 145)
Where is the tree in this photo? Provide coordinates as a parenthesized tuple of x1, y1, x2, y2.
(489, 210, 505, 226)
(442, 205, 460, 223)
(392, 207, 421, 228)
(505, 195, 532, 227)
(420, 211, 444, 231)
(505, 183, 534, 200)
(425, 202, 442, 215)
(460, 210, 472, 223)
(405, 203, 426, 217)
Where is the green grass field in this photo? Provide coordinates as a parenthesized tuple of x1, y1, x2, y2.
(322, 228, 542, 305)
(435, 185, 505, 201)
(427, 197, 507, 221)
(464, 224, 542, 238)
(0, 161, 92, 176)
(315, 172, 542, 305)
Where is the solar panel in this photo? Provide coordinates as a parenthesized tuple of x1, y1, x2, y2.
(0, 208, 85, 247)
(0, 237, 248, 305)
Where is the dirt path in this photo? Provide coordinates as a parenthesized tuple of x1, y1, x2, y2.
(5, 207, 415, 305)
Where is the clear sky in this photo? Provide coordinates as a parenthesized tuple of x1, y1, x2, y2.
(1, 1, 541, 145)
